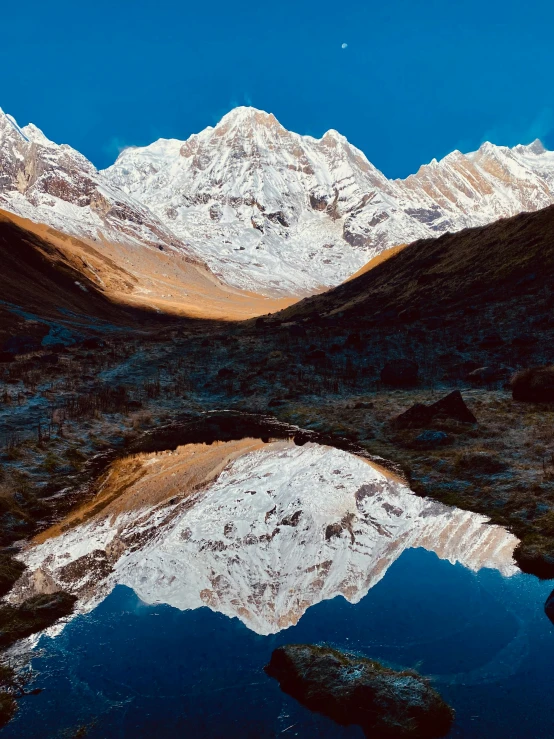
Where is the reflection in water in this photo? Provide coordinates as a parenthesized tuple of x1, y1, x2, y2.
(12, 442, 518, 635)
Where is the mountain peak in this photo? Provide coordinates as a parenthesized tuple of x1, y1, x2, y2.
(216, 106, 279, 129)
(518, 138, 547, 155)
(20, 122, 56, 148)
(0, 109, 30, 142)
(321, 128, 348, 145)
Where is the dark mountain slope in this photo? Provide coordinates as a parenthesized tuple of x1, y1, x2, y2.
(273, 204, 554, 331)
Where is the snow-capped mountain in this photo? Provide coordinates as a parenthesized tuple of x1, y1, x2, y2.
(0, 108, 198, 261)
(12, 443, 517, 636)
(104, 107, 554, 294)
(3, 104, 554, 296)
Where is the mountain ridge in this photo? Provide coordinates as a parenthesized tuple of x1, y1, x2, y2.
(4, 104, 554, 296)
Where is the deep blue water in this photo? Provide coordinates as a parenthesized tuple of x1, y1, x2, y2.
(5, 548, 554, 739)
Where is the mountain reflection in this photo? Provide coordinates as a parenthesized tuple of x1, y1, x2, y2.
(12, 441, 518, 635)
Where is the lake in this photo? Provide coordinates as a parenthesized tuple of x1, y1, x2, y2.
(5, 441, 554, 738)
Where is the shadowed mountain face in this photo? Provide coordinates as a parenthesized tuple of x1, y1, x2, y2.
(0, 210, 155, 348)
(10, 443, 517, 636)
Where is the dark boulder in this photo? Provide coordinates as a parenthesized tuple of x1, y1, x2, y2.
(265, 644, 454, 739)
(380, 360, 418, 387)
(544, 589, 554, 624)
(0, 353, 14, 364)
(394, 391, 476, 429)
(467, 366, 511, 384)
(394, 403, 434, 429)
(515, 540, 554, 579)
(428, 390, 477, 423)
(511, 366, 554, 402)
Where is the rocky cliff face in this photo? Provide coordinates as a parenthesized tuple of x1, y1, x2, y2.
(4, 105, 554, 295)
(12, 443, 517, 636)
(0, 109, 198, 261)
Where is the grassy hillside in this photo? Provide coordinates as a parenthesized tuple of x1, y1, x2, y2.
(274, 205, 554, 331)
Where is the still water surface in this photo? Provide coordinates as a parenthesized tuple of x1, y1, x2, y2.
(5, 547, 554, 739)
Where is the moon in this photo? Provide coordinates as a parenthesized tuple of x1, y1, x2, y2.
(341, 43, 348, 49)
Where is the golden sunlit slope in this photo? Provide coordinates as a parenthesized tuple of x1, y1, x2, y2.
(0, 209, 296, 337)
(344, 243, 407, 282)
(34, 438, 272, 543)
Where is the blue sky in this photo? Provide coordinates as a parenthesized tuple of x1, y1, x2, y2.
(2, 0, 553, 177)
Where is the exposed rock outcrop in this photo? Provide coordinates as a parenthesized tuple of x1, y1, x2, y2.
(511, 366, 554, 402)
(265, 644, 454, 738)
(394, 390, 476, 429)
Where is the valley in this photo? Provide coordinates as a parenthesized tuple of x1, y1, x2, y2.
(2, 106, 554, 737)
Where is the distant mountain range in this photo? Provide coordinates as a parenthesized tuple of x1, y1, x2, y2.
(3, 105, 554, 295)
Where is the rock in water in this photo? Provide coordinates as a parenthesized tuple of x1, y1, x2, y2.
(544, 589, 554, 625)
(265, 644, 454, 738)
